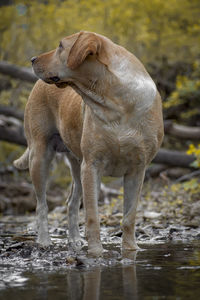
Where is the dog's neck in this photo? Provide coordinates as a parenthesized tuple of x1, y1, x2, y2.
(69, 55, 157, 124)
(110, 54, 157, 112)
(67, 80, 119, 124)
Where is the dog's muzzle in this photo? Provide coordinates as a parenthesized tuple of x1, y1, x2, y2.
(31, 56, 37, 64)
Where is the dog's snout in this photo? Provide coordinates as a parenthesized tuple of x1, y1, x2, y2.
(31, 56, 37, 64)
(49, 76, 60, 82)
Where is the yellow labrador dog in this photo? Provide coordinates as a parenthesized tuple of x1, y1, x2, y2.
(14, 31, 163, 257)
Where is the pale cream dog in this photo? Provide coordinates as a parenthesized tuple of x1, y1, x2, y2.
(14, 31, 163, 257)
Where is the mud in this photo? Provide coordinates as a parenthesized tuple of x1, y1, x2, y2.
(0, 212, 200, 270)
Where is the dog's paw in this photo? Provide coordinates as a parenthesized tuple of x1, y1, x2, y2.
(122, 242, 141, 251)
(68, 238, 85, 252)
(37, 235, 52, 248)
(88, 244, 103, 258)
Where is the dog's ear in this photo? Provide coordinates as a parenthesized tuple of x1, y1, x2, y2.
(67, 32, 108, 70)
(67, 32, 100, 70)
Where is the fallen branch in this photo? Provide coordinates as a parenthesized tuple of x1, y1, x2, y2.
(153, 148, 195, 168)
(0, 60, 37, 83)
(164, 120, 200, 140)
(175, 169, 200, 183)
(0, 126, 26, 146)
(0, 115, 26, 146)
(145, 164, 168, 179)
(0, 105, 24, 121)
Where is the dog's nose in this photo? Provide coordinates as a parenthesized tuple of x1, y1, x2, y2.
(49, 76, 60, 82)
(31, 56, 37, 64)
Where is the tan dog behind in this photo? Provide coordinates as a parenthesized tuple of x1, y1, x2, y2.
(14, 31, 163, 256)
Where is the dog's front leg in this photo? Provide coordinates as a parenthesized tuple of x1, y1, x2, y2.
(81, 160, 103, 257)
(122, 167, 145, 251)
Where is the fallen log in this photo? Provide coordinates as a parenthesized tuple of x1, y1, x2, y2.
(0, 125, 27, 146)
(0, 105, 24, 121)
(164, 120, 200, 140)
(145, 164, 168, 178)
(0, 115, 26, 146)
(0, 60, 37, 83)
(153, 148, 195, 168)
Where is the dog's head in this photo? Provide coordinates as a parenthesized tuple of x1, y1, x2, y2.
(32, 31, 109, 88)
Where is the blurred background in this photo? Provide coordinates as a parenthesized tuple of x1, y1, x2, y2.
(0, 0, 200, 218)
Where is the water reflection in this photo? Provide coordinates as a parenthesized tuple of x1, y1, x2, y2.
(122, 250, 138, 300)
(0, 253, 138, 300)
(66, 261, 137, 300)
(67, 268, 101, 300)
(1, 242, 200, 299)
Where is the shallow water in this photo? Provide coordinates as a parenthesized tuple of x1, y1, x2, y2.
(1, 241, 200, 300)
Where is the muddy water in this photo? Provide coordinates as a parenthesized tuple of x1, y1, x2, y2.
(0, 241, 200, 299)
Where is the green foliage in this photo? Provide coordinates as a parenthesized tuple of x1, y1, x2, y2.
(170, 178, 200, 203)
(164, 60, 200, 123)
(0, 75, 32, 109)
(0, 0, 200, 192)
(0, 0, 199, 68)
(187, 144, 200, 168)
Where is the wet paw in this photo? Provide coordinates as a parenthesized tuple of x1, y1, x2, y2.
(68, 238, 85, 252)
(88, 245, 103, 257)
(37, 235, 52, 248)
(122, 243, 141, 251)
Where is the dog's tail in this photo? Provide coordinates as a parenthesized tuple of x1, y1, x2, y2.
(13, 147, 29, 170)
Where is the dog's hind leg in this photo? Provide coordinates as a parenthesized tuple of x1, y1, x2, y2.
(29, 141, 54, 247)
(122, 166, 145, 251)
(66, 155, 83, 250)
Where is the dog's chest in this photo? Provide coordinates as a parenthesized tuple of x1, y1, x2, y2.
(99, 125, 146, 176)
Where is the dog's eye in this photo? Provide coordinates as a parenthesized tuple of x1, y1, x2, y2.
(59, 42, 63, 49)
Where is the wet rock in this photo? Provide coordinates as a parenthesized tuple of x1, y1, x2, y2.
(52, 259, 63, 266)
(20, 247, 32, 258)
(6, 242, 24, 251)
(75, 256, 98, 267)
(153, 235, 168, 241)
(110, 229, 122, 237)
(51, 227, 66, 235)
(138, 234, 150, 241)
(66, 256, 76, 265)
(169, 227, 179, 234)
(75, 256, 86, 267)
(152, 228, 160, 235)
(144, 211, 162, 219)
